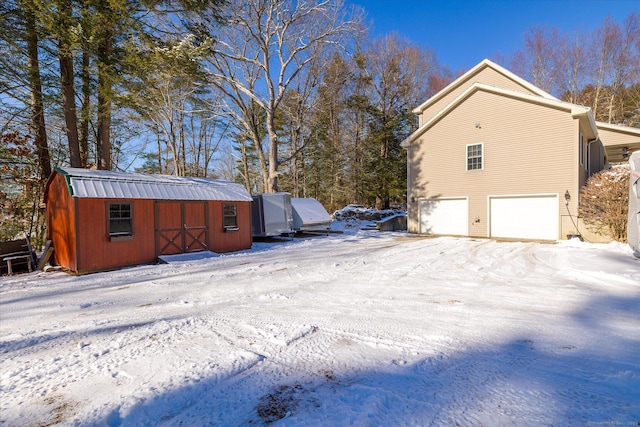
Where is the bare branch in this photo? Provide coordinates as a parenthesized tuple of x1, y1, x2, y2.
(205, 0, 362, 191)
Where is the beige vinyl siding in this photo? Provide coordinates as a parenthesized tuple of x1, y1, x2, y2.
(597, 125, 640, 163)
(408, 90, 577, 238)
(598, 126, 640, 148)
(419, 67, 543, 127)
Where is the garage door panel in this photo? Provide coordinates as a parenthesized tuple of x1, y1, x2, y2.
(490, 195, 558, 240)
(419, 198, 468, 236)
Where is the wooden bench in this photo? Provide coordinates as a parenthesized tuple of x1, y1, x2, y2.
(1, 237, 37, 276)
(3, 253, 33, 275)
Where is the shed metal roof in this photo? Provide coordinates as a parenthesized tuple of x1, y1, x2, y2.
(54, 167, 252, 201)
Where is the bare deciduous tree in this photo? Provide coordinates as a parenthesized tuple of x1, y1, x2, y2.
(207, 0, 363, 192)
(607, 13, 640, 124)
(556, 31, 588, 104)
(512, 14, 639, 126)
(591, 17, 620, 121)
(512, 26, 561, 93)
(124, 35, 229, 177)
(276, 58, 322, 197)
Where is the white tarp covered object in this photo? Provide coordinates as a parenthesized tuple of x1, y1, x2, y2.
(291, 198, 332, 232)
(628, 151, 640, 257)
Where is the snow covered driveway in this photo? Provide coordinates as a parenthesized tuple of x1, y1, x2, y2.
(1, 233, 639, 426)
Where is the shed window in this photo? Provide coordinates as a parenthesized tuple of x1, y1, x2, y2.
(223, 203, 237, 228)
(108, 203, 132, 237)
(467, 143, 483, 170)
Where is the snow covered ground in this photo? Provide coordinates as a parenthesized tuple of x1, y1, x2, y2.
(1, 230, 639, 426)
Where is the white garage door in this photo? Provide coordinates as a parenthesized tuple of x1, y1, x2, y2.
(490, 195, 559, 240)
(419, 198, 468, 235)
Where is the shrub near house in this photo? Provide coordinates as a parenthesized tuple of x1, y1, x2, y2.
(580, 165, 629, 242)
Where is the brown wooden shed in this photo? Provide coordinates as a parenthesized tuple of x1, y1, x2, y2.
(44, 167, 253, 274)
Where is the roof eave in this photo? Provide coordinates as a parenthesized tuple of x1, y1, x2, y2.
(412, 59, 557, 115)
(596, 121, 640, 136)
(571, 108, 598, 140)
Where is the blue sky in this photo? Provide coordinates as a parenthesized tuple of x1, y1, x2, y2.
(347, 0, 640, 72)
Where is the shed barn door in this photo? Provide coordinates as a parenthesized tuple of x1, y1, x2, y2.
(155, 201, 208, 256)
(156, 202, 183, 255)
(183, 202, 208, 252)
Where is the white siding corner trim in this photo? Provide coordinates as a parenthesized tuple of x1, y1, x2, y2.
(489, 194, 559, 240)
(419, 197, 469, 236)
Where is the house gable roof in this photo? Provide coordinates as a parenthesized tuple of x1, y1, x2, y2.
(412, 59, 557, 115)
(401, 82, 597, 148)
(46, 167, 252, 202)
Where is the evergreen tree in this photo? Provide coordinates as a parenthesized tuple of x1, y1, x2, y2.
(0, 0, 52, 181)
(307, 53, 354, 211)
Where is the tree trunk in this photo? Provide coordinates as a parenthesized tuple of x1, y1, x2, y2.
(97, 25, 113, 170)
(79, 43, 91, 167)
(243, 101, 269, 192)
(254, 132, 269, 193)
(57, 0, 81, 167)
(24, 6, 51, 181)
(179, 110, 186, 176)
(156, 130, 163, 173)
(59, 47, 82, 167)
(167, 117, 179, 175)
(239, 140, 252, 193)
(266, 110, 279, 192)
